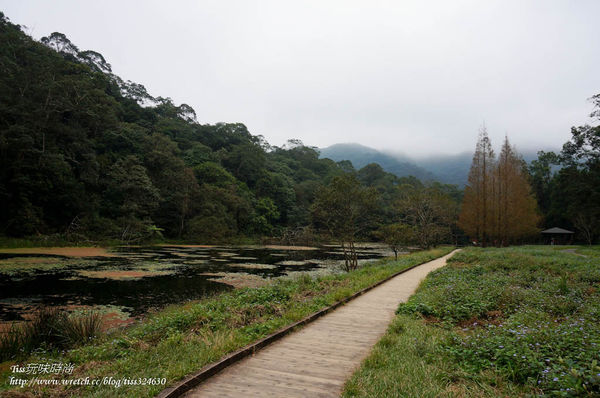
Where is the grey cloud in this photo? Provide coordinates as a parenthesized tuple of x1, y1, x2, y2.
(1, 0, 598, 155)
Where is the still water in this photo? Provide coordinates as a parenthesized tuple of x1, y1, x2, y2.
(0, 244, 390, 324)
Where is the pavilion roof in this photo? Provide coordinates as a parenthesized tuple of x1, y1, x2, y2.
(541, 227, 575, 234)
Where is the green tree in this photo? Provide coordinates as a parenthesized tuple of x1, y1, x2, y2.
(252, 197, 280, 235)
(529, 151, 559, 221)
(311, 174, 379, 271)
(377, 223, 415, 259)
(530, 94, 600, 244)
(396, 184, 455, 249)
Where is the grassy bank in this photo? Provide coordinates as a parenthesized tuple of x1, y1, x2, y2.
(0, 247, 453, 397)
(344, 246, 600, 397)
(0, 236, 120, 249)
(0, 234, 300, 249)
(0, 236, 257, 249)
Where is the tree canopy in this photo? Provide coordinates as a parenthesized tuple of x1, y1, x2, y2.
(529, 95, 600, 244)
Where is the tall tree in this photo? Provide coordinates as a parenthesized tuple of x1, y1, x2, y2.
(311, 174, 379, 271)
(396, 184, 456, 249)
(459, 126, 495, 246)
(492, 137, 540, 245)
(528, 150, 559, 221)
(553, 96, 600, 243)
(461, 132, 540, 246)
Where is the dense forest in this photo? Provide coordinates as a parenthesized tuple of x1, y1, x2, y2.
(529, 97, 600, 245)
(0, 13, 462, 244)
(1, 11, 598, 246)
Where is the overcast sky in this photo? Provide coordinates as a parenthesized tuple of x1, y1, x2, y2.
(2, 1, 599, 156)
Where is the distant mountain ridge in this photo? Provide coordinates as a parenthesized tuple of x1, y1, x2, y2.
(319, 143, 550, 186)
(318, 143, 436, 182)
(411, 152, 472, 186)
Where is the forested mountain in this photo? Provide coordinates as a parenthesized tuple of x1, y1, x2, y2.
(321, 144, 549, 187)
(416, 150, 547, 186)
(319, 144, 436, 182)
(1, 12, 455, 243)
(413, 153, 473, 186)
(0, 13, 329, 241)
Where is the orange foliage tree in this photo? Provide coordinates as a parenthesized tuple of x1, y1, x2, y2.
(459, 126, 495, 246)
(459, 129, 540, 246)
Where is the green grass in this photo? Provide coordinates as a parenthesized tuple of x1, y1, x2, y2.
(344, 314, 528, 397)
(0, 234, 264, 249)
(344, 246, 600, 397)
(0, 236, 124, 249)
(0, 247, 453, 397)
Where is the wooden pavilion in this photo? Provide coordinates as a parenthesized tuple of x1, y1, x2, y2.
(541, 227, 574, 245)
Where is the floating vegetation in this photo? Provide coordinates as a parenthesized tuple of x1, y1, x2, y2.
(76, 270, 171, 280)
(263, 245, 318, 251)
(120, 254, 157, 259)
(129, 261, 184, 272)
(276, 260, 308, 266)
(165, 252, 194, 257)
(0, 257, 97, 276)
(309, 259, 340, 267)
(228, 263, 277, 270)
(201, 272, 270, 288)
(185, 259, 208, 265)
(0, 256, 57, 265)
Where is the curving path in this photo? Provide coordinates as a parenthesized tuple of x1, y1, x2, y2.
(182, 250, 460, 398)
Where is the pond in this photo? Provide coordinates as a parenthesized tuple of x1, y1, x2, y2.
(0, 244, 392, 327)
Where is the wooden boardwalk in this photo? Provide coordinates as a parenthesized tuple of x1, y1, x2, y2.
(183, 250, 459, 398)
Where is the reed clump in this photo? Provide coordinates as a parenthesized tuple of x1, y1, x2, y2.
(0, 307, 103, 361)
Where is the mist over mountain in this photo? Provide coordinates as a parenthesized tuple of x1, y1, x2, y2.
(411, 152, 473, 186)
(318, 144, 436, 183)
(320, 143, 556, 186)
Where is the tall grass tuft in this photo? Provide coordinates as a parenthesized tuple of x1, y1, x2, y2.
(0, 323, 26, 360)
(56, 311, 103, 346)
(0, 306, 104, 361)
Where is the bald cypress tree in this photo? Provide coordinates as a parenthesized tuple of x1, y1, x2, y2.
(494, 137, 540, 244)
(460, 131, 540, 246)
(459, 126, 495, 246)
